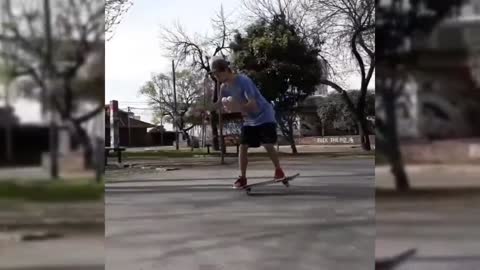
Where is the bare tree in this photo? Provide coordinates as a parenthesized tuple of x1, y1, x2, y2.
(241, 0, 324, 56)
(0, 0, 105, 172)
(139, 69, 203, 145)
(160, 5, 234, 151)
(105, 0, 133, 40)
(310, 0, 375, 151)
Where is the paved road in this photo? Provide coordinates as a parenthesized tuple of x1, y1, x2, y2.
(376, 186, 480, 270)
(106, 157, 375, 270)
(376, 165, 480, 189)
(0, 232, 104, 270)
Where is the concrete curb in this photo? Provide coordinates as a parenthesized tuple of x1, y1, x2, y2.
(376, 164, 480, 174)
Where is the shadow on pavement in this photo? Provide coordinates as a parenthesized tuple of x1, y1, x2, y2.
(106, 184, 374, 200)
(376, 188, 480, 200)
(106, 173, 373, 184)
(413, 255, 480, 262)
(143, 218, 373, 263)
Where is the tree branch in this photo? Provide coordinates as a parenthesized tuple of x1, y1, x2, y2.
(319, 79, 357, 118)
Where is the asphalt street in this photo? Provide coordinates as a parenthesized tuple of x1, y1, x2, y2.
(105, 157, 375, 270)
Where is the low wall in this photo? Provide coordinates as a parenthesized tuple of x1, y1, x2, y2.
(295, 135, 376, 145)
(401, 139, 480, 163)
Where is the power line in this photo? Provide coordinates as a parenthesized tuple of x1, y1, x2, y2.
(117, 101, 150, 104)
(120, 106, 154, 109)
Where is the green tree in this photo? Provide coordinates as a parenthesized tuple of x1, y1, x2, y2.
(239, 0, 375, 151)
(318, 90, 374, 135)
(230, 14, 323, 153)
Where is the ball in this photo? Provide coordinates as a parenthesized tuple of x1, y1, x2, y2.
(226, 96, 233, 102)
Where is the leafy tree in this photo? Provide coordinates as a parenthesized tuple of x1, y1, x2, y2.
(230, 14, 323, 153)
(240, 0, 375, 150)
(317, 90, 374, 134)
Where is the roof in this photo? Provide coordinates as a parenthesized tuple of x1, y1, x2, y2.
(105, 105, 155, 128)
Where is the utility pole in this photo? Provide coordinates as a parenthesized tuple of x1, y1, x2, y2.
(172, 60, 179, 150)
(127, 106, 131, 147)
(44, 0, 58, 179)
(217, 82, 225, 164)
(202, 75, 207, 148)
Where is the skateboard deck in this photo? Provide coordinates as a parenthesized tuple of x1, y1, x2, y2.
(240, 173, 300, 194)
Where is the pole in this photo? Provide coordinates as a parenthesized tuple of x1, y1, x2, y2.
(127, 106, 131, 147)
(202, 76, 207, 148)
(217, 83, 225, 164)
(172, 60, 179, 150)
(44, 0, 58, 179)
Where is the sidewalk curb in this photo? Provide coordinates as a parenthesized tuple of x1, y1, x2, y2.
(376, 164, 480, 174)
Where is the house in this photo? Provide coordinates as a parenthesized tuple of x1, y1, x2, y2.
(148, 125, 176, 146)
(105, 105, 156, 147)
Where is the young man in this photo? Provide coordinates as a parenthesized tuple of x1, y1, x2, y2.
(208, 57, 286, 188)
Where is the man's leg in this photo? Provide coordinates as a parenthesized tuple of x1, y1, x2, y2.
(233, 126, 257, 188)
(263, 144, 281, 169)
(239, 144, 249, 178)
(259, 123, 285, 179)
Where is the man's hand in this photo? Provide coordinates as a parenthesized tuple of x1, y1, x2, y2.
(222, 96, 246, 114)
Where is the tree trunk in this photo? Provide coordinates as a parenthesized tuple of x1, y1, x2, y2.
(357, 118, 371, 151)
(211, 111, 220, 150)
(49, 121, 59, 179)
(383, 89, 410, 191)
(94, 137, 103, 183)
(287, 118, 298, 154)
(389, 149, 410, 191)
(290, 139, 298, 154)
(72, 121, 93, 169)
(355, 99, 371, 151)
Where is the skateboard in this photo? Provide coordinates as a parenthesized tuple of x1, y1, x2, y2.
(239, 173, 300, 195)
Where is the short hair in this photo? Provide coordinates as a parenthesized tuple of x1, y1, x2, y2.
(210, 57, 231, 73)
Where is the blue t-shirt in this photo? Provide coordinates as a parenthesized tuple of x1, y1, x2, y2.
(221, 74, 276, 126)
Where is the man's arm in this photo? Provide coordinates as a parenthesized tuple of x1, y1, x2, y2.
(202, 84, 225, 112)
(237, 76, 259, 113)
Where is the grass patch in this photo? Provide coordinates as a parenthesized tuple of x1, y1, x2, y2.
(0, 180, 104, 202)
